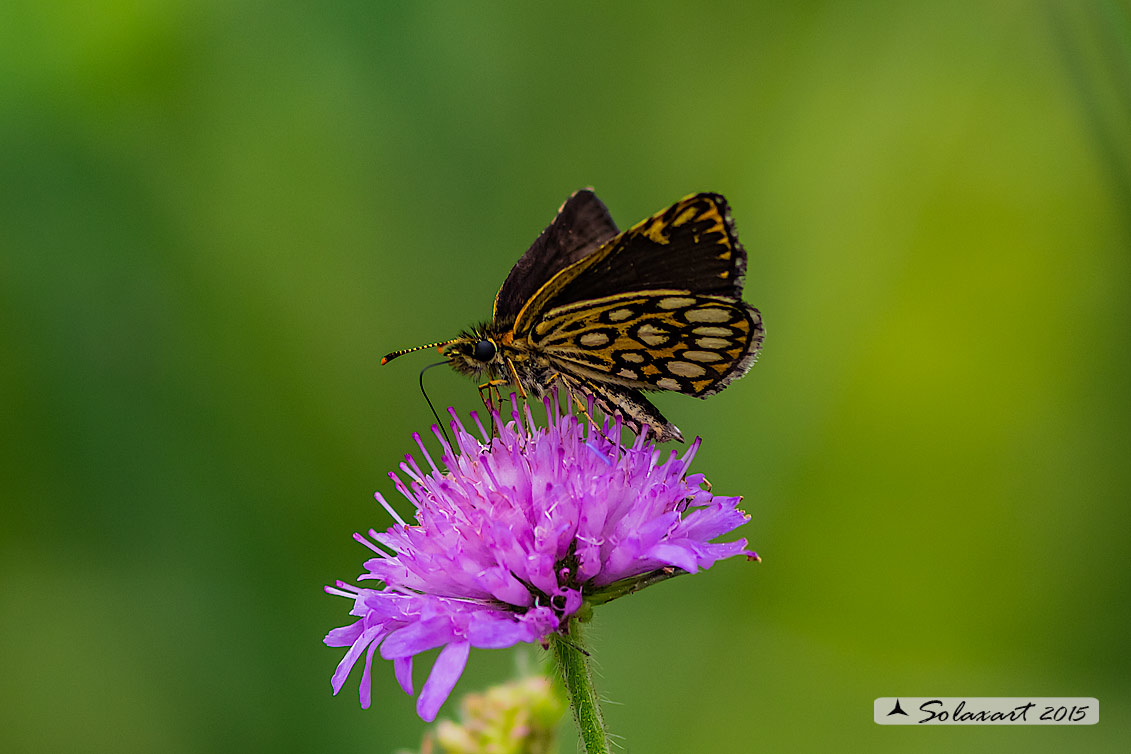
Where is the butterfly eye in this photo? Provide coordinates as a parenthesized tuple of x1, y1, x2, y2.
(473, 339, 496, 362)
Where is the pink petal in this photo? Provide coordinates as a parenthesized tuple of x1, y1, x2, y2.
(359, 640, 379, 709)
(394, 655, 414, 695)
(330, 624, 382, 694)
(417, 642, 470, 722)
(381, 618, 456, 659)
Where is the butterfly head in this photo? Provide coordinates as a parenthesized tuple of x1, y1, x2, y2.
(442, 328, 507, 379)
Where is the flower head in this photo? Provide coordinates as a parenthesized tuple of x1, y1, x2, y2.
(325, 395, 756, 721)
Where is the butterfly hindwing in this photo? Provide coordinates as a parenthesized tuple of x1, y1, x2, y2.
(530, 290, 764, 398)
(492, 189, 620, 323)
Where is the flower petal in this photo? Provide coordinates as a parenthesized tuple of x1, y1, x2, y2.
(358, 640, 379, 709)
(417, 641, 471, 722)
(381, 617, 459, 659)
(330, 624, 382, 694)
(394, 655, 414, 696)
(324, 621, 364, 649)
(647, 542, 701, 573)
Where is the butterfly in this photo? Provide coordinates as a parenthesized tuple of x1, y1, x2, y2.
(382, 189, 764, 442)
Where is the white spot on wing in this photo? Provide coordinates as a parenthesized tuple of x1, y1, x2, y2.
(684, 307, 731, 323)
(667, 360, 707, 378)
(696, 337, 731, 349)
(692, 326, 733, 337)
(607, 308, 635, 322)
(635, 323, 669, 346)
(656, 377, 681, 391)
(658, 296, 697, 310)
(683, 350, 724, 363)
(579, 331, 610, 347)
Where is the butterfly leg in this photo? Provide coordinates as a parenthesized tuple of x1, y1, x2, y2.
(504, 359, 528, 400)
(477, 379, 510, 420)
(476, 361, 528, 436)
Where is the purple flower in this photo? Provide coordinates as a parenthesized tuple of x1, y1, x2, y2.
(325, 395, 756, 721)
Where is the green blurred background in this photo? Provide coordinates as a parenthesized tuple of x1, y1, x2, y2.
(2, 1, 1129, 752)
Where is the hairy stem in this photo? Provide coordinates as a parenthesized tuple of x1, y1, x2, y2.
(550, 620, 609, 754)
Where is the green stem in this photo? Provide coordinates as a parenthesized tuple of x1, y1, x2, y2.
(586, 567, 687, 606)
(551, 619, 610, 754)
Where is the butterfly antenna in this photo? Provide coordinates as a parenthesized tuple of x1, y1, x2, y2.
(419, 361, 452, 447)
(381, 340, 456, 365)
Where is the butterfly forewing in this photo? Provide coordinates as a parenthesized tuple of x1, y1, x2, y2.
(511, 193, 745, 335)
(530, 290, 764, 397)
(492, 189, 620, 323)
